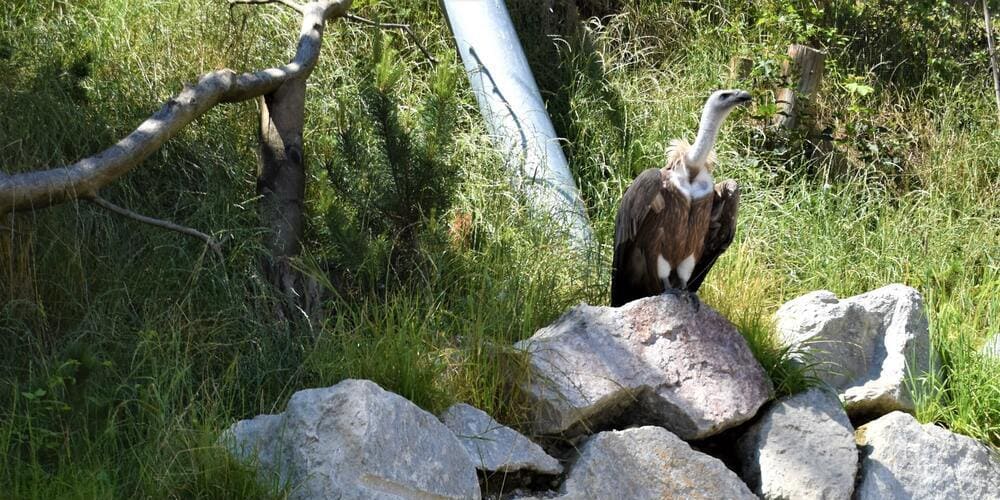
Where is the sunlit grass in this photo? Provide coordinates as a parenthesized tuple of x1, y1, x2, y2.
(1, 0, 998, 496)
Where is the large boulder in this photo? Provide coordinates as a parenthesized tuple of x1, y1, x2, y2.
(774, 284, 929, 417)
(221, 379, 481, 500)
(515, 295, 772, 440)
(736, 389, 858, 500)
(855, 411, 1000, 499)
(441, 403, 562, 475)
(552, 426, 756, 499)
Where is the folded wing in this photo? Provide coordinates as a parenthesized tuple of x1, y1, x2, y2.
(686, 180, 740, 293)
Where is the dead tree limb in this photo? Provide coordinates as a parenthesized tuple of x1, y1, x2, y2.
(345, 13, 437, 64)
(0, 0, 352, 217)
(89, 195, 224, 260)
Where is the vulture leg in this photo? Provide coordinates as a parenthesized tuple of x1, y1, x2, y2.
(687, 180, 740, 293)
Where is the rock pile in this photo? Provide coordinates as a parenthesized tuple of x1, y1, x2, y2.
(774, 284, 930, 418)
(514, 295, 773, 440)
(221, 284, 1000, 499)
(221, 379, 480, 499)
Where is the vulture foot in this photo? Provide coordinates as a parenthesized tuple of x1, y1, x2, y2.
(685, 291, 701, 312)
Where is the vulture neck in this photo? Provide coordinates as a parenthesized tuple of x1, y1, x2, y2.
(684, 105, 728, 171)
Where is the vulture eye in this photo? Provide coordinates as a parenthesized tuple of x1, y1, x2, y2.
(720, 92, 732, 99)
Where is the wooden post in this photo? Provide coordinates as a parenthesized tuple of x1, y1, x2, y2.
(773, 44, 826, 130)
(729, 56, 753, 81)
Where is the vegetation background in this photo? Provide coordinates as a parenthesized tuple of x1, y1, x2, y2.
(1, 0, 997, 497)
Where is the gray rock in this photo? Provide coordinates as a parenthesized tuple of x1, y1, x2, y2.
(441, 403, 562, 475)
(856, 411, 1000, 499)
(222, 413, 290, 484)
(736, 389, 858, 500)
(221, 379, 480, 500)
(555, 426, 756, 499)
(774, 284, 930, 417)
(981, 334, 1000, 360)
(515, 295, 772, 440)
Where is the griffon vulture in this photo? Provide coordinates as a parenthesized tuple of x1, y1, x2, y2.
(610, 89, 750, 308)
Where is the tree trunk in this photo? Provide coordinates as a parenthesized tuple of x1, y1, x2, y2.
(257, 77, 319, 319)
(985, 0, 1000, 119)
(774, 44, 826, 130)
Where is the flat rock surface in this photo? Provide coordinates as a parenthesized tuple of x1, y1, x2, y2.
(441, 403, 562, 475)
(554, 426, 756, 499)
(515, 295, 772, 440)
(774, 284, 929, 417)
(221, 379, 481, 500)
(855, 411, 1000, 499)
(737, 389, 858, 500)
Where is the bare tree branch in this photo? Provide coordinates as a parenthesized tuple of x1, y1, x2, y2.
(344, 13, 437, 64)
(89, 195, 225, 260)
(228, 0, 306, 14)
(0, 0, 352, 216)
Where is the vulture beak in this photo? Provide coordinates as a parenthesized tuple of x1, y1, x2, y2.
(735, 90, 752, 105)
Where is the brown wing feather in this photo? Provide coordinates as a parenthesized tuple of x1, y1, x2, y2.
(611, 168, 665, 306)
(686, 180, 740, 293)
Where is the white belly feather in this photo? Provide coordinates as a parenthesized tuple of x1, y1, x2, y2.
(668, 169, 715, 201)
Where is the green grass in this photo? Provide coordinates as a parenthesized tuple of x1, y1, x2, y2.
(2, 0, 998, 496)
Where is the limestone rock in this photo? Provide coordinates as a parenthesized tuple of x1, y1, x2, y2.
(515, 295, 772, 440)
(441, 403, 562, 475)
(775, 284, 929, 417)
(736, 389, 858, 499)
(856, 411, 1000, 499)
(222, 413, 289, 484)
(221, 379, 481, 500)
(981, 334, 1000, 360)
(555, 426, 756, 499)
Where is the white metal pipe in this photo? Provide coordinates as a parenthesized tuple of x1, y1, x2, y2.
(442, 0, 594, 250)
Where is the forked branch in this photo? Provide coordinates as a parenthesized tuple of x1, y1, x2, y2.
(0, 0, 352, 216)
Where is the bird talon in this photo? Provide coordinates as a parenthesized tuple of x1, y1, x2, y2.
(687, 292, 701, 312)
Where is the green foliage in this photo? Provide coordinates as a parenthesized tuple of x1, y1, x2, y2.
(323, 33, 461, 284)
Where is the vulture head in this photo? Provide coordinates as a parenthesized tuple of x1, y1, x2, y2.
(683, 89, 752, 169)
(707, 89, 753, 113)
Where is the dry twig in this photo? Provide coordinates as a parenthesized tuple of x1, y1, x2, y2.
(345, 13, 437, 64)
(89, 195, 224, 260)
(228, 0, 306, 14)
